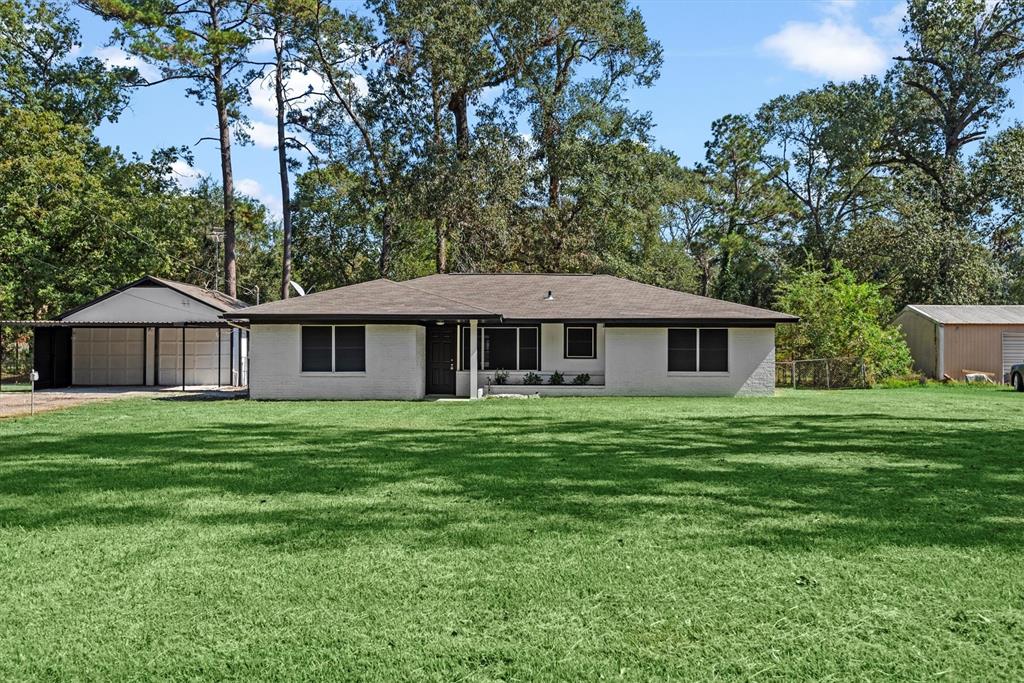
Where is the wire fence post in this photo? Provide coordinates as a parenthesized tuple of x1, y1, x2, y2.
(792, 361, 797, 389)
(825, 360, 830, 389)
(860, 358, 867, 387)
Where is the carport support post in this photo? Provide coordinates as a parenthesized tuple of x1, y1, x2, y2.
(181, 325, 186, 392)
(469, 319, 478, 399)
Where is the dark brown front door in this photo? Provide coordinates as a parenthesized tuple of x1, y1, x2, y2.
(426, 325, 456, 395)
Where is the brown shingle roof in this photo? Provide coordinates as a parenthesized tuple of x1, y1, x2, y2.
(406, 274, 795, 322)
(227, 274, 795, 323)
(225, 279, 501, 320)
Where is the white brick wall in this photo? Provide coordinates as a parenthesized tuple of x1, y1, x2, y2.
(249, 324, 425, 400)
(604, 327, 776, 397)
(455, 325, 776, 397)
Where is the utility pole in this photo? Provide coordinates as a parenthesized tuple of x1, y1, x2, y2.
(207, 227, 225, 292)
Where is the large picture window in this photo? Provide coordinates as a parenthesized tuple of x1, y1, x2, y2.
(460, 326, 539, 371)
(564, 324, 596, 359)
(302, 325, 365, 372)
(668, 328, 728, 372)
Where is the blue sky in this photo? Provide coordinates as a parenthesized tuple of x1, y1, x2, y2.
(71, 0, 1023, 219)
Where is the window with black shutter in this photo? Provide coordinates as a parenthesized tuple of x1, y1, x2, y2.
(564, 325, 596, 358)
(334, 326, 366, 372)
(301, 326, 333, 371)
(667, 328, 697, 372)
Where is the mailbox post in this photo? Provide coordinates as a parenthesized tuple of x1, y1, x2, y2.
(29, 369, 39, 415)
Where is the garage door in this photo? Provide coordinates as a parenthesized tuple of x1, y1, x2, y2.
(1003, 332, 1024, 383)
(157, 328, 230, 386)
(72, 328, 145, 385)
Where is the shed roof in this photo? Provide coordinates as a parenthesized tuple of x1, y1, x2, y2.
(904, 305, 1024, 325)
(1, 276, 247, 328)
(226, 273, 797, 324)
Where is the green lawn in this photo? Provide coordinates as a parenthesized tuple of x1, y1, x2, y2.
(1, 387, 1022, 680)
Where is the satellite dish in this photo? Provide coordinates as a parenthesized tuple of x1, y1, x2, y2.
(288, 280, 306, 297)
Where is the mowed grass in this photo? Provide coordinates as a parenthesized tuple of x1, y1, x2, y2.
(1, 387, 1023, 681)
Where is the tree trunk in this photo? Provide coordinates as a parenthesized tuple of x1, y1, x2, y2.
(211, 32, 237, 297)
(273, 20, 293, 299)
(447, 88, 470, 160)
(379, 208, 393, 277)
(432, 76, 447, 273)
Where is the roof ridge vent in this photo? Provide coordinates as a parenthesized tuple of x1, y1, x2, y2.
(544, 290, 554, 301)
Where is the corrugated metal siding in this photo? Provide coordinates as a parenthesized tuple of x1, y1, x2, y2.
(896, 309, 938, 377)
(1002, 332, 1024, 382)
(943, 324, 1024, 382)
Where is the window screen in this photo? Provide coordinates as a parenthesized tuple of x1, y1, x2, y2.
(565, 326, 595, 358)
(483, 329, 516, 370)
(699, 329, 728, 372)
(518, 328, 538, 370)
(667, 328, 697, 372)
(334, 326, 366, 372)
(301, 326, 333, 371)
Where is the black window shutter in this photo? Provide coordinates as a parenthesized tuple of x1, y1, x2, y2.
(334, 326, 366, 372)
(699, 329, 728, 372)
(301, 326, 333, 372)
(518, 328, 538, 370)
(667, 329, 697, 372)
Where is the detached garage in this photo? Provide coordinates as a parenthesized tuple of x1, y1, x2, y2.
(1, 276, 249, 389)
(895, 305, 1024, 383)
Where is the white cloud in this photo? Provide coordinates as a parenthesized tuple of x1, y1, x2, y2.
(92, 46, 159, 81)
(871, 2, 907, 35)
(249, 120, 279, 149)
(249, 67, 328, 119)
(248, 66, 368, 121)
(761, 19, 888, 80)
(249, 38, 276, 57)
(167, 160, 206, 189)
(235, 177, 282, 219)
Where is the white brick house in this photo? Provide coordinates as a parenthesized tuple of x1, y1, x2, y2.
(226, 274, 796, 400)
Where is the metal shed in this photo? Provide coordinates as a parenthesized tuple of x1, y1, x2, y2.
(1, 276, 249, 389)
(895, 305, 1024, 383)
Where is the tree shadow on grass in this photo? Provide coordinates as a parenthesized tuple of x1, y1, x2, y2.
(0, 410, 1021, 552)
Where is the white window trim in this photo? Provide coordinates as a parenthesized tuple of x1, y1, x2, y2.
(463, 325, 540, 371)
(564, 325, 596, 359)
(299, 324, 367, 375)
(667, 327, 730, 375)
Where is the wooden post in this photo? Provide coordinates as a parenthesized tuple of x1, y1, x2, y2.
(860, 358, 867, 387)
(792, 361, 797, 389)
(825, 359, 830, 389)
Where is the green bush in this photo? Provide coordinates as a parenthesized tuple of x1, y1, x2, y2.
(548, 371, 565, 385)
(522, 372, 543, 385)
(777, 262, 913, 384)
(571, 373, 591, 385)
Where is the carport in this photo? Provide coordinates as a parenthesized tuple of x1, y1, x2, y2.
(1, 276, 249, 389)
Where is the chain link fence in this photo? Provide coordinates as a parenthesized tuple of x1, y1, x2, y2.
(1, 328, 33, 387)
(776, 357, 868, 389)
